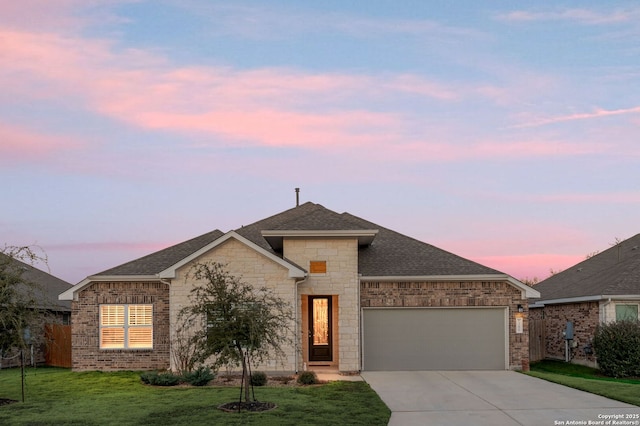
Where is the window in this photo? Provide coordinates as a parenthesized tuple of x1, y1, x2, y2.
(100, 304, 153, 349)
(615, 304, 639, 321)
(310, 261, 327, 274)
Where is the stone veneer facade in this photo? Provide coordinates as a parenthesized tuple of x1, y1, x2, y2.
(360, 280, 531, 370)
(71, 281, 170, 371)
(170, 238, 297, 372)
(284, 238, 359, 373)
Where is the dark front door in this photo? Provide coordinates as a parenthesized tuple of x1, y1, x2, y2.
(309, 296, 332, 362)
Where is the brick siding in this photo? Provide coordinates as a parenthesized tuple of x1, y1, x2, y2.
(536, 302, 598, 365)
(71, 281, 170, 371)
(360, 280, 530, 370)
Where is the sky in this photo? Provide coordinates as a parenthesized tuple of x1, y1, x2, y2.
(2, 0, 639, 285)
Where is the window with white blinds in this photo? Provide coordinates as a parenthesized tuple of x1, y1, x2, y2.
(100, 304, 153, 349)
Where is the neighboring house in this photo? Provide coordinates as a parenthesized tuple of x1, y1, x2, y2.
(1, 254, 72, 368)
(530, 234, 640, 367)
(60, 202, 539, 373)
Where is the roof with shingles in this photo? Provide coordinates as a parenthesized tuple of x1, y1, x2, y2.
(98, 230, 225, 275)
(341, 212, 501, 276)
(533, 233, 640, 301)
(1, 253, 73, 311)
(93, 202, 502, 278)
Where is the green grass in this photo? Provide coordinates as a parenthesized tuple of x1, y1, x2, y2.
(0, 368, 391, 425)
(527, 360, 640, 407)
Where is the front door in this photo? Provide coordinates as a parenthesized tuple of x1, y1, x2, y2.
(309, 296, 332, 362)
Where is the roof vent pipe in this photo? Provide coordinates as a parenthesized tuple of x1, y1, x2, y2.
(295, 187, 300, 207)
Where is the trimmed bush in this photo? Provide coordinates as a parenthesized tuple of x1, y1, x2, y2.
(250, 371, 268, 387)
(593, 320, 640, 378)
(140, 371, 181, 386)
(183, 366, 215, 386)
(297, 371, 318, 385)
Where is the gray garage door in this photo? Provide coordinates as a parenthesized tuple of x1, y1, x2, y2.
(362, 308, 507, 371)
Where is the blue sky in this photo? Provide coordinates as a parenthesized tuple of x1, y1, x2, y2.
(2, 1, 639, 284)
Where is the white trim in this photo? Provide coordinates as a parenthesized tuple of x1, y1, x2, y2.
(59, 275, 161, 301)
(601, 294, 640, 300)
(532, 294, 640, 308)
(100, 303, 154, 350)
(261, 229, 378, 250)
(360, 274, 540, 299)
(158, 231, 306, 279)
(261, 230, 378, 238)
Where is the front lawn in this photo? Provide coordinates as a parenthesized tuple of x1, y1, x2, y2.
(0, 368, 390, 425)
(527, 360, 640, 407)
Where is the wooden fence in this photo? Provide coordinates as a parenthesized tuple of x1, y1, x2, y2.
(529, 319, 546, 362)
(45, 324, 72, 368)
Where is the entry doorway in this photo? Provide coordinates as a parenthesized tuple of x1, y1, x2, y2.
(308, 296, 332, 362)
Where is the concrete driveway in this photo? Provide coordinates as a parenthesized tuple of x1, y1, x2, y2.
(362, 371, 639, 426)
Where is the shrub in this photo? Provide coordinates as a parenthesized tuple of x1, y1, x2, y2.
(140, 371, 181, 386)
(250, 371, 268, 386)
(593, 320, 640, 378)
(183, 366, 215, 386)
(297, 371, 318, 385)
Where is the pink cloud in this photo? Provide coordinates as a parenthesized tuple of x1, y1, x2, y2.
(128, 109, 400, 148)
(0, 122, 84, 164)
(531, 192, 640, 204)
(0, 29, 455, 153)
(368, 136, 610, 164)
(472, 253, 584, 281)
(45, 241, 172, 253)
(384, 74, 460, 101)
(513, 106, 640, 128)
(473, 139, 608, 157)
(0, 23, 619, 165)
(497, 8, 639, 25)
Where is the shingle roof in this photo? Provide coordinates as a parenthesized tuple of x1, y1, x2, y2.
(1, 253, 73, 311)
(94, 202, 502, 278)
(340, 212, 501, 276)
(533, 233, 640, 301)
(236, 202, 501, 276)
(98, 230, 225, 275)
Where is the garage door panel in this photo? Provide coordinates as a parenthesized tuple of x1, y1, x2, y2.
(363, 308, 506, 371)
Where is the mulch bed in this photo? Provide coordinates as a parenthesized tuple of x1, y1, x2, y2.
(218, 401, 277, 412)
(0, 398, 18, 407)
(213, 374, 316, 412)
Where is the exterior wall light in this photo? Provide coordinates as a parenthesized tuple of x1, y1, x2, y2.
(517, 304, 524, 313)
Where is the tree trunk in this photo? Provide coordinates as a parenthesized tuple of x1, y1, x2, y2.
(237, 344, 250, 403)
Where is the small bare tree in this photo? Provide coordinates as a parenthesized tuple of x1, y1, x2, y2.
(179, 262, 292, 407)
(170, 312, 199, 375)
(519, 277, 539, 286)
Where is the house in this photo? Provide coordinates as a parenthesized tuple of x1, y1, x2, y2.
(530, 234, 640, 366)
(60, 202, 539, 373)
(0, 254, 72, 368)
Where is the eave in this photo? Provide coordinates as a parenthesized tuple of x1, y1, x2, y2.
(530, 294, 640, 308)
(360, 274, 540, 299)
(261, 229, 378, 251)
(58, 275, 162, 301)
